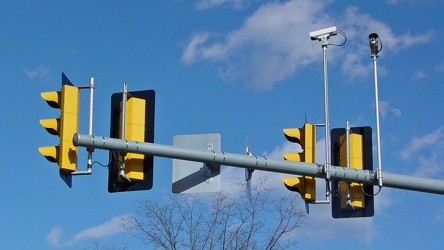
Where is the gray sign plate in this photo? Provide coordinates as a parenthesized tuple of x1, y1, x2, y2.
(172, 133, 221, 193)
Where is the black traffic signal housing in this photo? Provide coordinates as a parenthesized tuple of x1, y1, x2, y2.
(331, 126, 374, 218)
(108, 90, 155, 192)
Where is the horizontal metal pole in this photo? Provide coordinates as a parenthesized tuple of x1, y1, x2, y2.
(380, 172, 444, 195)
(73, 134, 320, 176)
(73, 133, 444, 195)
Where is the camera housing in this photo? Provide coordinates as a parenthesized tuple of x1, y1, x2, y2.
(309, 26, 337, 41)
(369, 33, 379, 56)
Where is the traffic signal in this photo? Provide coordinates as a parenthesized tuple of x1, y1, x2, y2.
(119, 96, 145, 181)
(331, 126, 374, 218)
(108, 90, 155, 192)
(338, 133, 364, 209)
(282, 123, 315, 163)
(283, 176, 316, 202)
(38, 73, 79, 187)
(282, 123, 316, 203)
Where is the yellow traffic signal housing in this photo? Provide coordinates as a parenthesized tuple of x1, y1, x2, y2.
(39, 82, 79, 173)
(283, 177, 316, 202)
(282, 123, 316, 203)
(339, 133, 364, 209)
(119, 97, 146, 181)
(283, 123, 316, 163)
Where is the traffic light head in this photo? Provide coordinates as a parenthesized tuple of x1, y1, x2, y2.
(282, 123, 317, 203)
(283, 176, 316, 203)
(38, 145, 59, 163)
(331, 126, 374, 218)
(120, 97, 146, 181)
(39, 73, 79, 187)
(58, 84, 79, 172)
(108, 90, 155, 192)
(283, 123, 316, 163)
(41, 91, 61, 109)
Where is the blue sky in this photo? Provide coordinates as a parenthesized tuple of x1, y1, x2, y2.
(1, 0, 444, 249)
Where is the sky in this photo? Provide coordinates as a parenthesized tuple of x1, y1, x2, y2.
(1, 0, 444, 249)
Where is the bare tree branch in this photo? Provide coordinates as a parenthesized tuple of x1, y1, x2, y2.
(123, 177, 306, 249)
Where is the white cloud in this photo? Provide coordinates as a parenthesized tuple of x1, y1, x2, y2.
(46, 227, 63, 247)
(265, 141, 302, 160)
(46, 215, 129, 248)
(337, 7, 433, 83)
(374, 188, 394, 216)
(297, 203, 377, 245)
(386, 0, 435, 7)
(398, 126, 444, 178)
(434, 205, 444, 223)
(414, 152, 444, 177)
(25, 65, 50, 79)
(412, 68, 427, 80)
(340, 50, 373, 81)
(399, 126, 444, 161)
(182, 33, 224, 64)
(182, 0, 329, 90)
(72, 215, 127, 242)
(195, 0, 244, 10)
(378, 100, 401, 119)
(339, 7, 433, 53)
(182, 0, 434, 90)
(434, 60, 444, 72)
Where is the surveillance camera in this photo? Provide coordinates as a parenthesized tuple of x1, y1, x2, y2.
(309, 26, 337, 40)
(369, 33, 379, 55)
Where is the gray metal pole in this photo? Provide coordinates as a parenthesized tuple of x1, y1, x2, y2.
(71, 77, 94, 176)
(86, 77, 94, 171)
(73, 133, 444, 195)
(372, 55, 383, 188)
(119, 83, 130, 182)
(323, 45, 331, 179)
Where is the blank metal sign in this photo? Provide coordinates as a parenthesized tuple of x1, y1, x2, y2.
(172, 133, 221, 193)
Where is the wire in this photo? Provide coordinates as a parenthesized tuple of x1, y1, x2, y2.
(89, 150, 122, 169)
(332, 181, 383, 199)
(360, 183, 383, 197)
(328, 30, 347, 47)
(91, 160, 109, 168)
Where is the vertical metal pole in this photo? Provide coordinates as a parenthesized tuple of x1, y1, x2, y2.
(345, 120, 350, 168)
(345, 120, 352, 207)
(121, 82, 127, 140)
(323, 45, 331, 180)
(311, 32, 336, 203)
(86, 77, 94, 171)
(120, 83, 128, 181)
(372, 56, 383, 187)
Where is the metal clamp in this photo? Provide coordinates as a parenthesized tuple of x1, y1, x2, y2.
(205, 143, 219, 177)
